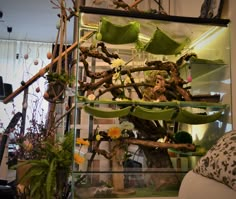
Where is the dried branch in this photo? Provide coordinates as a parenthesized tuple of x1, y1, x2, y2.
(97, 42, 120, 59)
(97, 82, 152, 99)
(113, 0, 130, 10)
(124, 138, 196, 151)
(94, 148, 113, 159)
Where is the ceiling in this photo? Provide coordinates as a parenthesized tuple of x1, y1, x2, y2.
(0, 0, 75, 43)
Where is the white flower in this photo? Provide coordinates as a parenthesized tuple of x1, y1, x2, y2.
(111, 58, 125, 69)
(120, 121, 134, 131)
(157, 138, 164, 143)
(112, 72, 122, 85)
(112, 72, 120, 81)
(124, 76, 131, 85)
(115, 98, 123, 101)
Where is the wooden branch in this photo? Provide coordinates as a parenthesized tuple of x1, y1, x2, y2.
(126, 70, 143, 99)
(54, 105, 75, 126)
(80, 46, 115, 65)
(97, 42, 119, 59)
(113, 0, 130, 10)
(129, 0, 143, 8)
(97, 82, 153, 98)
(3, 31, 95, 104)
(94, 148, 113, 159)
(124, 138, 196, 151)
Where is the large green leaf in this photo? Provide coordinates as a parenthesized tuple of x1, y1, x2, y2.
(46, 159, 56, 199)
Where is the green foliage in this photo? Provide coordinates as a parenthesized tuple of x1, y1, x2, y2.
(15, 132, 74, 199)
(46, 71, 75, 84)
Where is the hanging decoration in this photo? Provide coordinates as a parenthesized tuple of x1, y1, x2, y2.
(47, 52, 53, 59)
(34, 59, 39, 65)
(24, 54, 29, 60)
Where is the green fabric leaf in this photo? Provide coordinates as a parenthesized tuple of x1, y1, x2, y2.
(99, 17, 140, 44)
(130, 106, 176, 121)
(174, 109, 223, 124)
(143, 27, 189, 55)
(189, 57, 225, 65)
(83, 105, 131, 118)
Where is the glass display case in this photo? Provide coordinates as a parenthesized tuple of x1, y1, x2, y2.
(72, 6, 231, 198)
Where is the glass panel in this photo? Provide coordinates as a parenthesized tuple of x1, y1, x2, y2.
(72, 7, 231, 198)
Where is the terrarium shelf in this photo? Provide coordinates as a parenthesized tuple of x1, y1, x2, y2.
(76, 97, 227, 109)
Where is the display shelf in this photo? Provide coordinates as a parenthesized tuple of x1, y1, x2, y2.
(77, 96, 227, 109)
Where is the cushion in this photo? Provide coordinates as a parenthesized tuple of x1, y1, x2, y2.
(193, 131, 236, 191)
(179, 171, 236, 199)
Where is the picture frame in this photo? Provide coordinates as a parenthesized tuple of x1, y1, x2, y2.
(199, 0, 224, 19)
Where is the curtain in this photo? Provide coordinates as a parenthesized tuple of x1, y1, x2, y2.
(0, 40, 52, 132)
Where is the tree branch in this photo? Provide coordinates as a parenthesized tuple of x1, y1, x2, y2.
(124, 138, 196, 151)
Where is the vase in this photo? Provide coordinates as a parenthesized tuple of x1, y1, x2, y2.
(16, 160, 31, 197)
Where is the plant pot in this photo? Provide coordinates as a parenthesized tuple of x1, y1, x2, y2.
(16, 160, 31, 197)
(44, 80, 66, 103)
(16, 160, 31, 185)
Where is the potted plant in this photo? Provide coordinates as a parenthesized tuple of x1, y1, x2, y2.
(43, 71, 75, 103)
(13, 131, 90, 199)
(15, 132, 73, 199)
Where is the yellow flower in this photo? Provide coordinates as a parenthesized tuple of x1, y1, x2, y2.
(107, 126, 121, 139)
(96, 134, 102, 141)
(76, 138, 83, 145)
(83, 140, 90, 146)
(76, 138, 90, 146)
(111, 58, 125, 69)
(74, 154, 85, 164)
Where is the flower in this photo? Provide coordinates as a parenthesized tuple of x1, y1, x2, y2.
(76, 138, 90, 146)
(115, 98, 129, 101)
(96, 134, 102, 141)
(74, 154, 85, 164)
(9, 116, 50, 160)
(22, 139, 33, 151)
(124, 76, 131, 85)
(111, 58, 125, 69)
(107, 126, 121, 139)
(112, 72, 121, 85)
(120, 121, 134, 131)
(87, 94, 96, 100)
